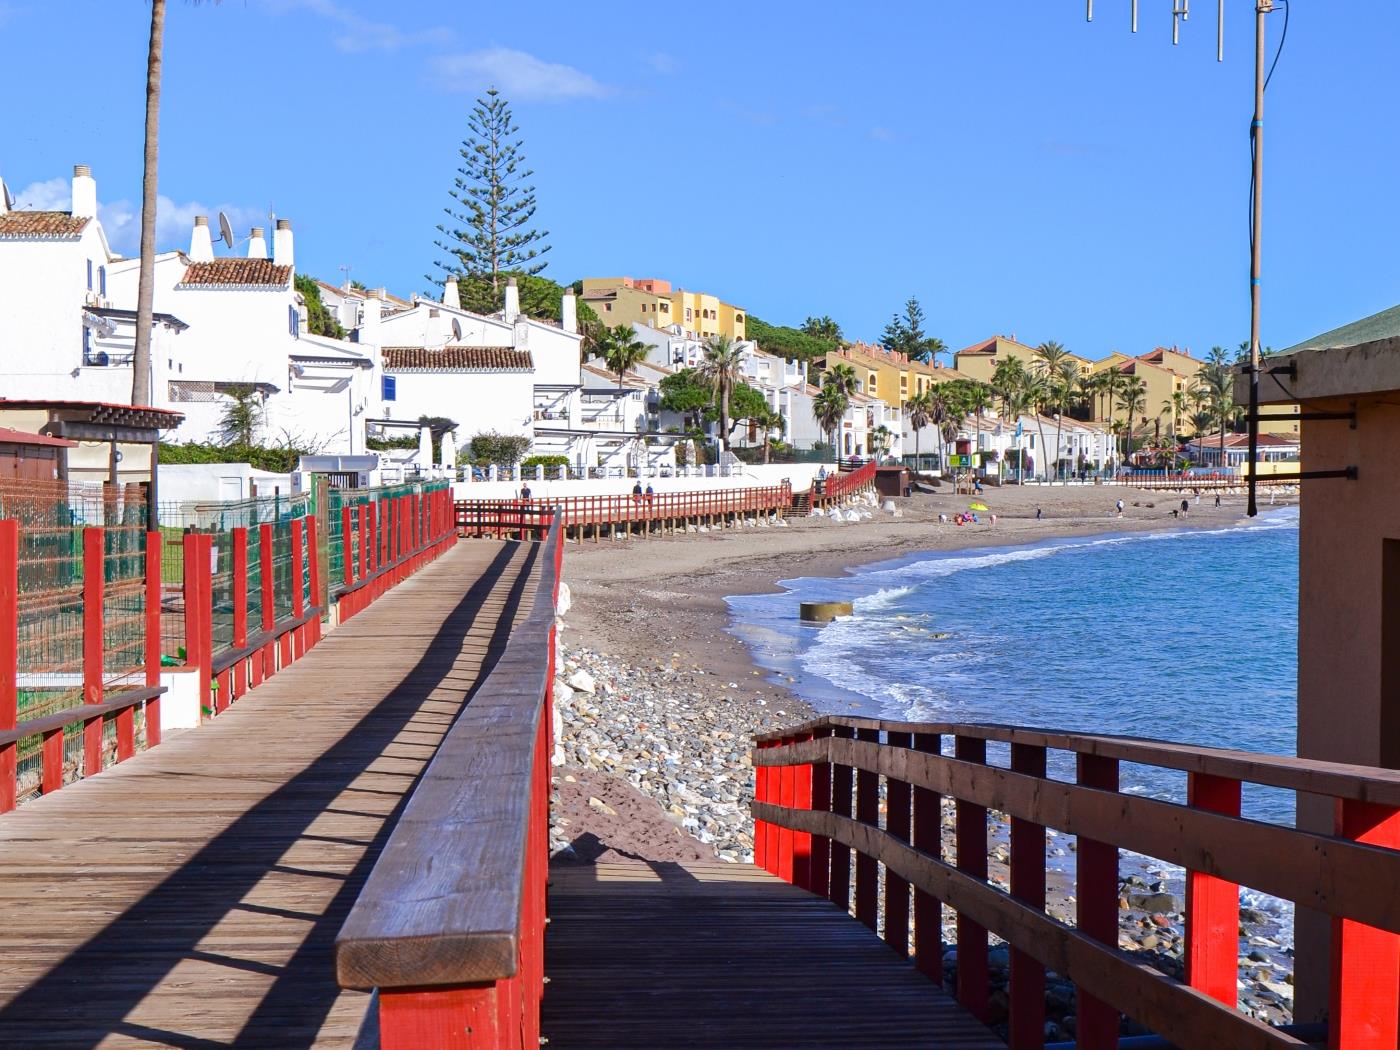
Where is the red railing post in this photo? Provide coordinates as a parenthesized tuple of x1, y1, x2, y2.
(754, 740, 770, 872)
(144, 529, 161, 749)
(1185, 772, 1242, 1007)
(1076, 753, 1121, 1049)
(259, 523, 275, 679)
(829, 724, 854, 912)
(0, 520, 17, 812)
(306, 513, 321, 645)
(1009, 742, 1047, 1050)
(342, 506, 354, 594)
(912, 732, 942, 981)
(82, 526, 104, 777)
(809, 726, 832, 899)
(792, 731, 814, 891)
(379, 986, 501, 1049)
(778, 735, 795, 882)
(1329, 800, 1400, 1050)
(358, 503, 369, 582)
(854, 727, 879, 932)
(231, 526, 248, 700)
(954, 734, 989, 1021)
(884, 730, 913, 956)
(291, 518, 306, 657)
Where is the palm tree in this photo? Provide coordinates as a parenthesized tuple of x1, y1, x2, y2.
(966, 383, 991, 474)
(697, 335, 747, 452)
(757, 405, 785, 464)
(1095, 366, 1123, 428)
(1197, 353, 1237, 468)
(823, 361, 860, 398)
(133, 1, 218, 406)
(801, 316, 842, 342)
(812, 384, 848, 453)
(906, 391, 932, 470)
(1116, 376, 1148, 467)
(602, 324, 649, 392)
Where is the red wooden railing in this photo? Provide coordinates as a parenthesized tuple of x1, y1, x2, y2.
(812, 461, 877, 505)
(754, 717, 1400, 1050)
(0, 487, 457, 810)
(336, 514, 564, 1048)
(333, 487, 456, 620)
(455, 484, 791, 542)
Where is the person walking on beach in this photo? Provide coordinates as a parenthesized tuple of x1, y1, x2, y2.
(1036, 507, 1043, 521)
(1116, 498, 1125, 518)
(1180, 498, 1190, 518)
(1215, 493, 1222, 508)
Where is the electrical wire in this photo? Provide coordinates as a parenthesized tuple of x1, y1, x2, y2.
(1248, 0, 1289, 355)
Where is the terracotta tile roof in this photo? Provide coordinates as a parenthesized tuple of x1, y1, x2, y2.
(382, 346, 533, 371)
(177, 259, 293, 288)
(0, 210, 91, 239)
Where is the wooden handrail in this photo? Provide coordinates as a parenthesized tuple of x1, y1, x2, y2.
(335, 515, 562, 1046)
(752, 719, 1400, 1050)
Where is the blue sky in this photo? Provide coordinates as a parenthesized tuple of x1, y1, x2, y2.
(2, 1, 1396, 359)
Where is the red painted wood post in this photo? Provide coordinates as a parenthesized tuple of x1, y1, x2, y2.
(198, 535, 214, 717)
(1009, 742, 1047, 1050)
(144, 530, 161, 750)
(306, 513, 321, 645)
(230, 527, 248, 700)
(854, 726, 880, 932)
(809, 725, 832, 899)
(1185, 772, 1242, 1007)
(358, 503, 369, 582)
(379, 986, 501, 1049)
(1329, 800, 1400, 1050)
(1076, 753, 1121, 1049)
(82, 527, 105, 777)
(792, 731, 814, 891)
(777, 735, 795, 883)
(342, 506, 354, 593)
(754, 739, 770, 872)
(182, 531, 201, 699)
(0, 520, 17, 812)
(829, 724, 854, 912)
(884, 730, 913, 957)
(258, 524, 275, 678)
(291, 518, 306, 657)
(913, 732, 943, 982)
(954, 734, 989, 1021)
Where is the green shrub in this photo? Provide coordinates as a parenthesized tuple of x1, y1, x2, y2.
(521, 454, 569, 471)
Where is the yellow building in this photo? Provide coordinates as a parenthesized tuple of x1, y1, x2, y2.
(580, 277, 746, 342)
(818, 342, 962, 411)
(1089, 347, 1204, 440)
(952, 335, 1094, 384)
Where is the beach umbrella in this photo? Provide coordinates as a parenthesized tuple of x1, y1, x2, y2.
(440, 430, 457, 471)
(417, 425, 433, 470)
(969, 502, 989, 511)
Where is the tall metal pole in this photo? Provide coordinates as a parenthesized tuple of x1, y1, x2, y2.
(1247, 1, 1268, 517)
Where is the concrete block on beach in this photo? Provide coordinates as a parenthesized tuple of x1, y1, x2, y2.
(801, 600, 854, 623)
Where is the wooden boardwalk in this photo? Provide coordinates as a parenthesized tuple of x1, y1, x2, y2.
(543, 858, 1000, 1049)
(0, 540, 540, 1049)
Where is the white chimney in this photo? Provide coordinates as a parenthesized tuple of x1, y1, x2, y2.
(504, 276, 520, 323)
(247, 226, 267, 259)
(443, 277, 460, 310)
(359, 287, 383, 346)
(561, 288, 578, 334)
(71, 164, 97, 219)
(189, 215, 215, 262)
(273, 218, 294, 267)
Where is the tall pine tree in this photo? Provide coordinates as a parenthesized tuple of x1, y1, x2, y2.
(433, 89, 551, 311)
(880, 296, 946, 365)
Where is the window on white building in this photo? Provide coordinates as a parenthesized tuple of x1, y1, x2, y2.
(288, 305, 300, 338)
(382, 375, 397, 401)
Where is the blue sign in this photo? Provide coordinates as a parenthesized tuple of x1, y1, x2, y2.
(1015, 420, 1023, 439)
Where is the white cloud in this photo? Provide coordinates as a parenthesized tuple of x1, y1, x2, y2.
(429, 48, 611, 102)
(869, 126, 896, 142)
(10, 178, 260, 254)
(264, 0, 451, 53)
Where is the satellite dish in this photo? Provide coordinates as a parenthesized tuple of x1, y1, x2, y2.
(2, 183, 13, 211)
(217, 212, 235, 251)
(451, 318, 462, 342)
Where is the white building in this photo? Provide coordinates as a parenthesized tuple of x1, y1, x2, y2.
(0, 163, 374, 454)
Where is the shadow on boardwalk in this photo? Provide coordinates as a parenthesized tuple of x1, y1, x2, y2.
(0, 541, 538, 1049)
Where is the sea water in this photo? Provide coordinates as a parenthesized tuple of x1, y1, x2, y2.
(728, 507, 1301, 939)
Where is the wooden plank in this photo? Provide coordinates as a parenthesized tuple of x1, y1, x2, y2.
(755, 802, 1308, 1050)
(0, 539, 538, 1048)
(542, 858, 1001, 1049)
(755, 715, 1400, 808)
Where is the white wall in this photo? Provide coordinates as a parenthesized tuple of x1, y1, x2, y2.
(454, 462, 828, 500)
(158, 463, 294, 503)
(386, 370, 534, 438)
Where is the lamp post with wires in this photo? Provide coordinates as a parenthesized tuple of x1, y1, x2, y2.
(1087, 0, 1285, 516)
